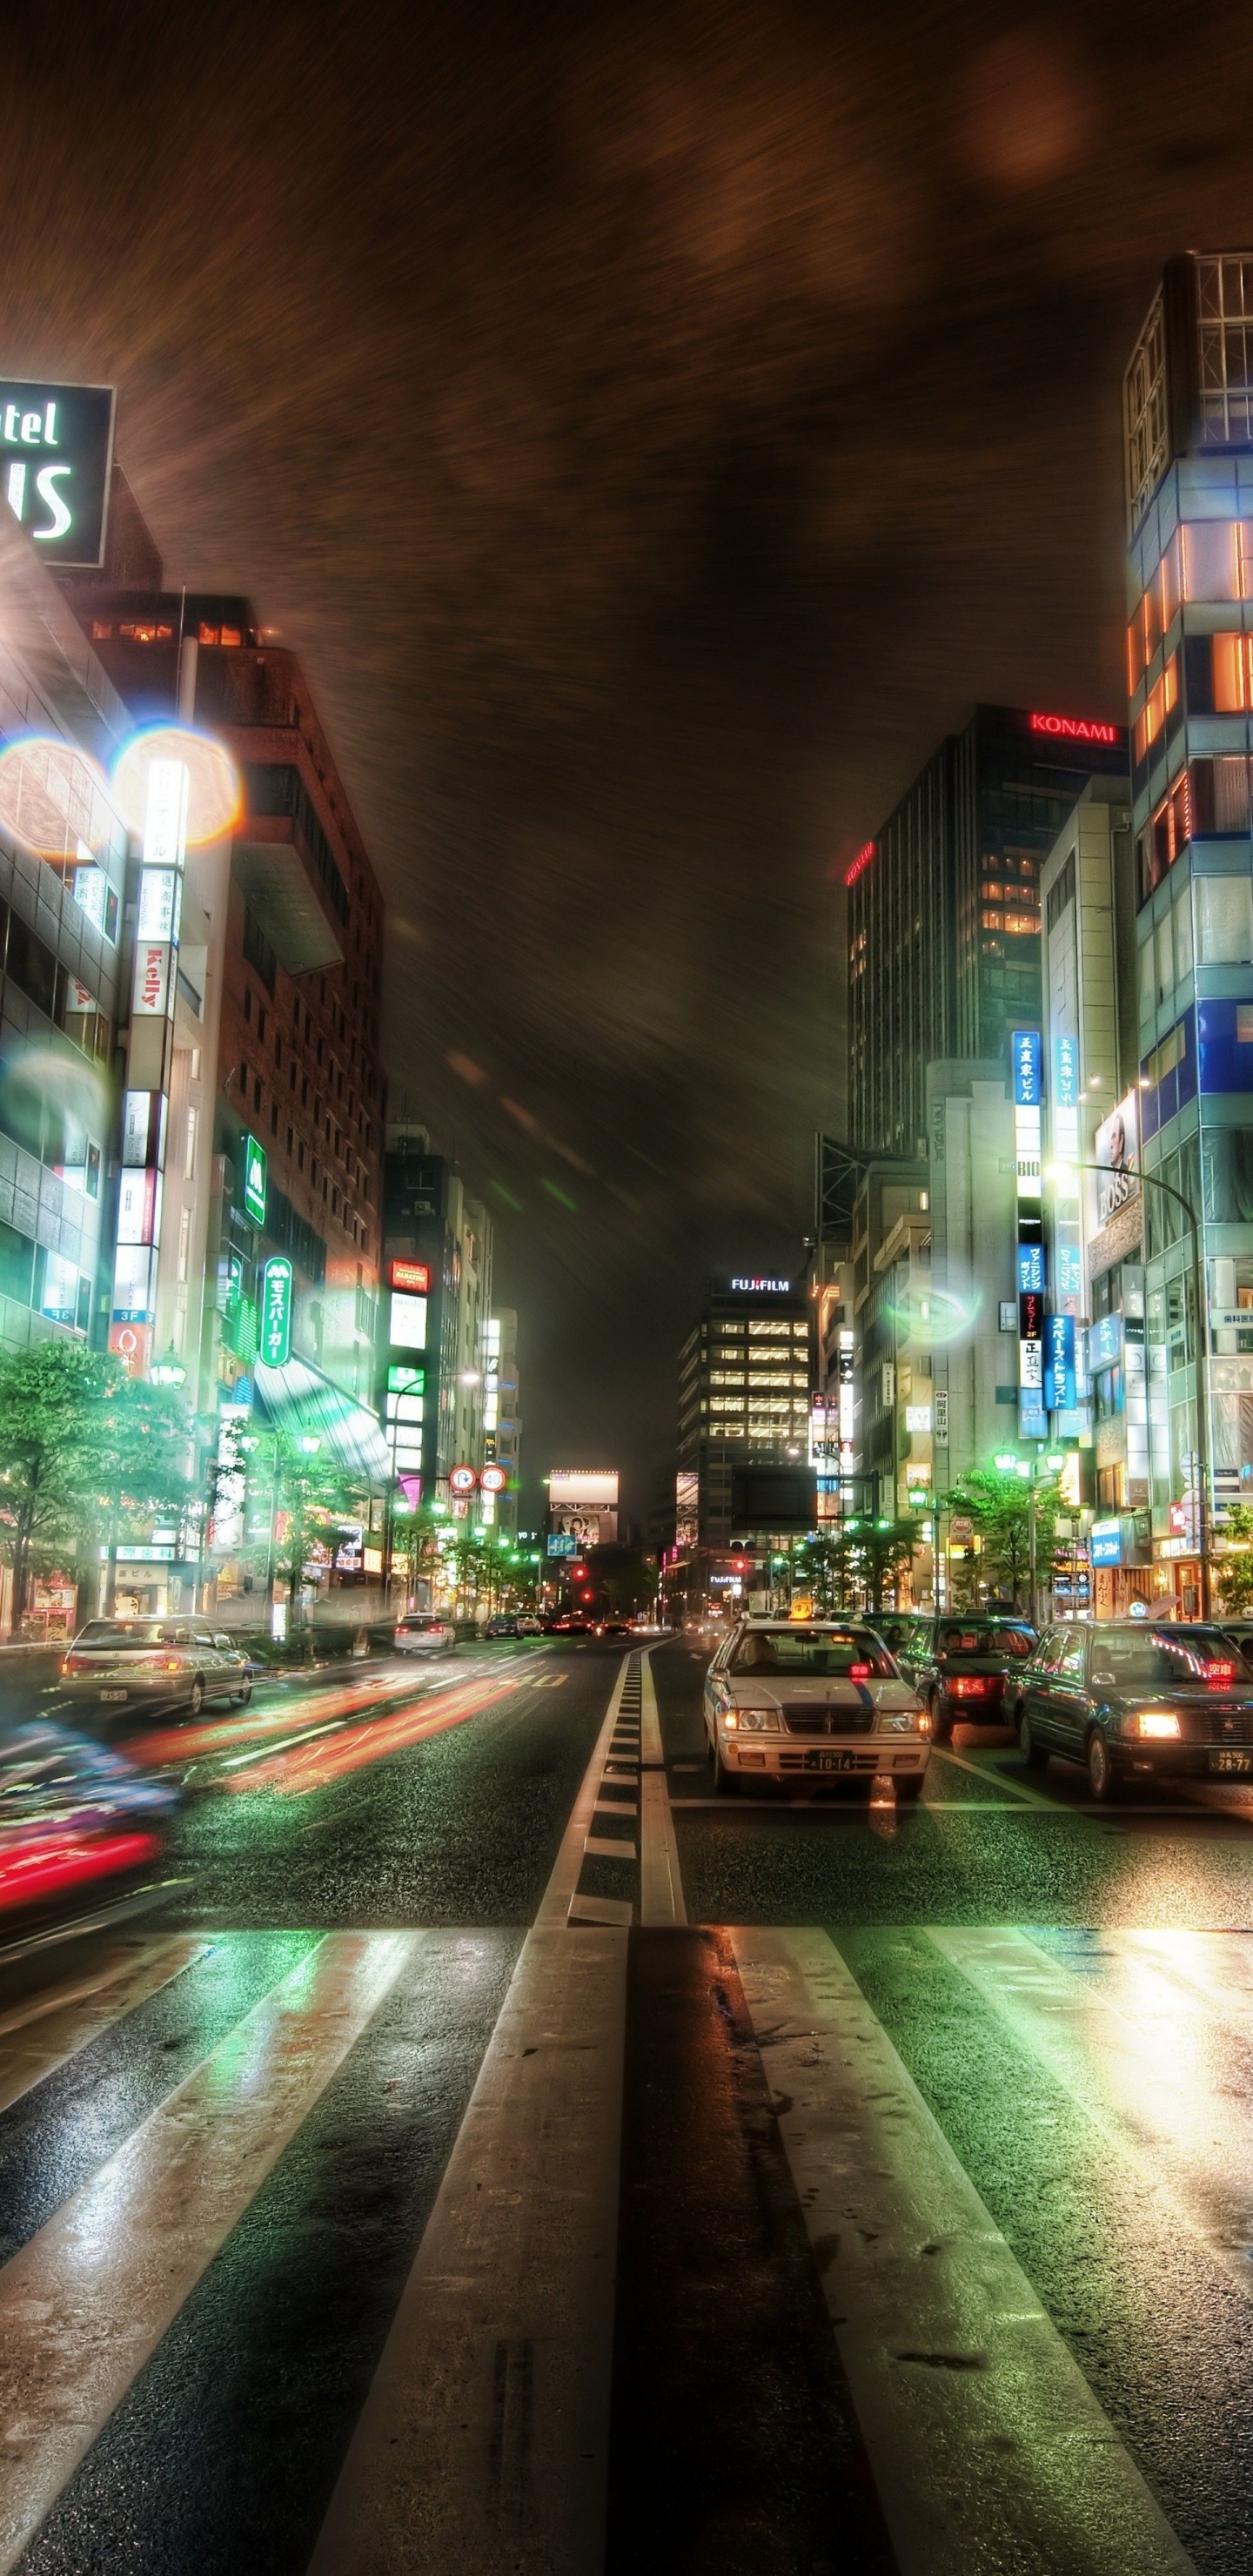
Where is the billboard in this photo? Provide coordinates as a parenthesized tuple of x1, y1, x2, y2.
(730, 1464, 817, 1534)
(0, 380, 116, 567)
(1092, 1092, 1140, 1231)
(548, 1468, 619, 1546)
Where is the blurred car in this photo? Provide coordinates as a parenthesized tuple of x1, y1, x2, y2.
(516, 1613, 543, 1634)
(484, 1614, 519, 1638)
(594, 1617, 633, 1639)
(393, 1613, 456, 1656)
(900, 1614, 1036, 1742)
(60, 1619, 252, 1725)
(0, 1716, 179, 1920)
(1216, 1616, 1253, 1661)
(702, 1618, 930, 1798)
(550, 1614, 591, 1633)
(1012, 1620, 1253, 1799)
(868, 1613, 916, 1658)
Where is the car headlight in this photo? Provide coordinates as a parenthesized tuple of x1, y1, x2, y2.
(730, 1706, 781, 1733)
(879, 1709, 922, 1733)
(1130, 1709, 1181, 1740)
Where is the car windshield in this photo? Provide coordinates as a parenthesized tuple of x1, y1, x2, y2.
(936, 1623, 1035, 1657)
(76, 1621, 193, 1647)
(727, 1628, 896, 1678)
(1096, 1632, 1252, 1687)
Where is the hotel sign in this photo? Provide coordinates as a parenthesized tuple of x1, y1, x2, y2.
(0, 380, 116, 567)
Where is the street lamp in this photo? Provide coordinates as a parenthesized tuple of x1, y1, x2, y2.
(1046, 1159, 1212, 1619)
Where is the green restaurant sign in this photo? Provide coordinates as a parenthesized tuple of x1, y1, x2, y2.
(259, 1255, 292, 1367)
(242, 1133, 267, 1227)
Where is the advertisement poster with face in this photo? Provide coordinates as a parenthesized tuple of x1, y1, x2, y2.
(1091, 1091, 1140, 1233)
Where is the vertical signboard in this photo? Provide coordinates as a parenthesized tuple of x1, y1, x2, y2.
(259, 1256, 292, 1367)
(243, 1134, 267, 1227)
(1012, 1031, 1047, 1437)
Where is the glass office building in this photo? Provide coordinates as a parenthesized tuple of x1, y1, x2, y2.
(848, 705, 1128, 1157)
(1125, 252, 1253, 1604)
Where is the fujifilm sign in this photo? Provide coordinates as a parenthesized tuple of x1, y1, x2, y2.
(730, 1276, 791, 1292)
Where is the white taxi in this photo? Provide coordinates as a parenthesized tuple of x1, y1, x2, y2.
(703, 1618, 931, 1797)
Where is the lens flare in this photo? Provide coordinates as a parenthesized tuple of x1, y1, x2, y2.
(0, 735, 122, 865)
(111, 723, 241, 847)
(881, 1281, 981, 1346)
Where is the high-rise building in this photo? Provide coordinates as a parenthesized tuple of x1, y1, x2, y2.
(847, 705, 1129, 1158)
(1123, 250, 1253, 1607)
(380, 1129, 493, 1513)
(51, 508, 391, 1614)
(676, 1276, 812, 1569)
(0, 513, 129, 1375)
(1038, 782, 1149, 1610)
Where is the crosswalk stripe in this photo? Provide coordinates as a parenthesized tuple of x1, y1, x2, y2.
(730, 1926, 1196, 2576)
(930, 1926, 1253, 2290)
(306, 1673, 631, 2573)
(0, 1929, 412, 2576)
(307, 1922, 626, 2576)
(0, 1936, 206, 2118)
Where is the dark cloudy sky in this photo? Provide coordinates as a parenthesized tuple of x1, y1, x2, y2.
(6, 0, 1253, 1513)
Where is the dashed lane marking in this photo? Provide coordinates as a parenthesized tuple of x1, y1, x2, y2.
(0, 1937, 208, 2118)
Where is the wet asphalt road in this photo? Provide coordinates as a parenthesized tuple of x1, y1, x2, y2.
(3, 1633, 1253, 2573)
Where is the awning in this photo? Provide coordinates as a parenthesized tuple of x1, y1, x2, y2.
(254, 1356, 390, 1481)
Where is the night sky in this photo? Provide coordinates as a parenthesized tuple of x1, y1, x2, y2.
(6, 1, 1253, 1516)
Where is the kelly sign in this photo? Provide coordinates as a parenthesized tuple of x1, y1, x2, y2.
(0, 380, 116, 567)
(259, 1256, 292, 1367)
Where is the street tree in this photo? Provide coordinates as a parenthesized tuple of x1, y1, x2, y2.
(1216, 1504, 1253, 1615)
(853, 1518, 921, 1614)
(945, 1466, 1061, 1616)
(0, 1343, 192, 1635)
(265, 1428, 362, 1628)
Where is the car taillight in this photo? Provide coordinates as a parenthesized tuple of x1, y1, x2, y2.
(62, 1653, 84, 1674)
(952, 1675, 993, 1698)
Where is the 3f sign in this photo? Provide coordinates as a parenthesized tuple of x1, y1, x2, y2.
(0, 380, 116, 568)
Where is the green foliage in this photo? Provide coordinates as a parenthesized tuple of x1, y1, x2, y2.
(1216, 1504, 1253, 1614)
(0, 1342, 193, 1633)
(945, 1466, 1061, 1614)
(265, 1427, 362, 1621)
(799, 1519, 920, 1614)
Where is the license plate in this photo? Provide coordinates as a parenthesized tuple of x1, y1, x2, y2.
(99, 1688, 128, 1702)
(805, 1748, 858, 1772)
(1209, 1748, 1253, 1774)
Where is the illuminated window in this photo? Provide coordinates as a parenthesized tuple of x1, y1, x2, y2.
(198, 625, 220, 647)
(709, 1371, 745, 1386)
(1183, 520, 1243, 601)
(1125, 288, 1168, 532)
(1134, 654, 1178, 761)
(1212, 633, 1253, 711)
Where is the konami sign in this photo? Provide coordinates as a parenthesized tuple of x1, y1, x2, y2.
(844, 840, 874, 887)
(1029, 711, 1121, 746)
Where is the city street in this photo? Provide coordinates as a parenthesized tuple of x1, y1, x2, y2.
(1, 1637, 1252, 2573)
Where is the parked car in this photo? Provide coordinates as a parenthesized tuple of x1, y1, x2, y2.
(1011, 1620, 1253, 1799)
(516, 1613, 543, 1635)
(392, 1613, 456, 1656)
(59, 1619, 252, 1724)
(702, 1618, 930, 1798)
(484, 1614, 519, 1638)
(899, 1614, 1036, 1742)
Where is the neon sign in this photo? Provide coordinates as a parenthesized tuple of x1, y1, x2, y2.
(844, 840, 874, 887)
(1029, 712, 1120, 745)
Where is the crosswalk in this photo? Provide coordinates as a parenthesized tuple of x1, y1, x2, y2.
(3, 1909, 1252, 2570)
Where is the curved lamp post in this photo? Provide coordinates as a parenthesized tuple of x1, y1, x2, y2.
(1045, 1160, 1212, 1621)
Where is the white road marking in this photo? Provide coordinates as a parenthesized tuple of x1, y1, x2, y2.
(306, 1665, 632, 2574)
(638, 1652, 687, 1925)
(584, 1835, 637, 1861)
(730, 1927, 1196, 2576)
(932, 1926, 1253, 2291)
(0, 1938, 208, 2117)
(0, 1931, 412, 2576)
(929, 1742, 1055, 1807)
